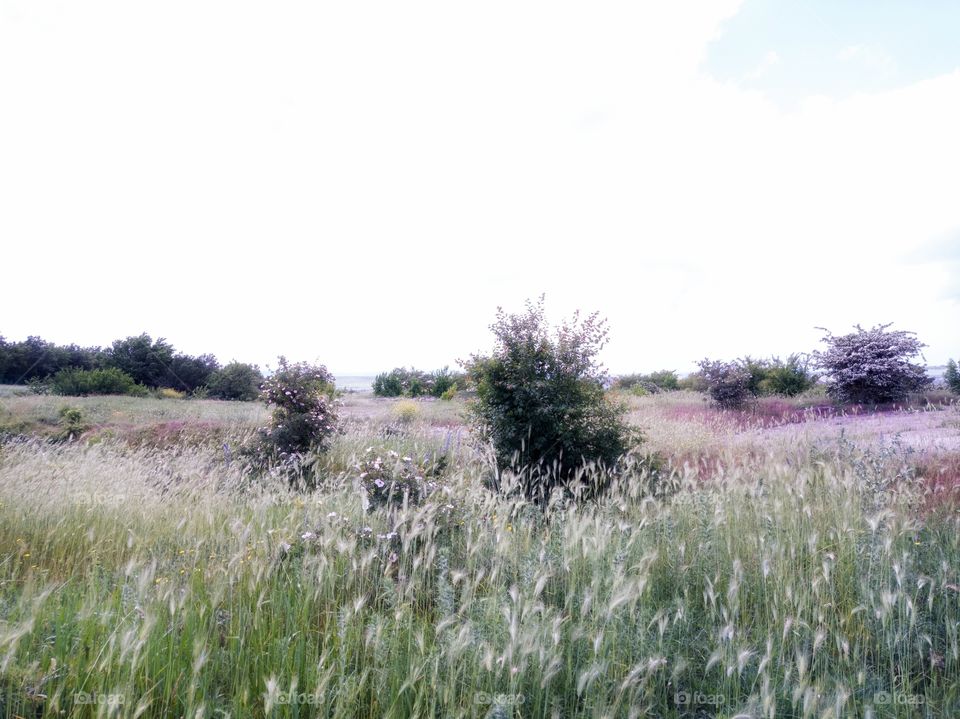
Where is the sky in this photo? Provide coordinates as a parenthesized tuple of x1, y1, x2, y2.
(1, 0, 957, 375)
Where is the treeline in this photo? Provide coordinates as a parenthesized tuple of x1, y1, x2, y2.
(372, 367, 467, 399)
(0, 333, 263, 400)
(614, 355, 817, 397)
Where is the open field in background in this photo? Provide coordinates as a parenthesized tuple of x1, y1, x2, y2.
(0, 388, 958, 717)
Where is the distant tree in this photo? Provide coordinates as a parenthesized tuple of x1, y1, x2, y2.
(698, 359, 752, 408)
(106, 334, 176, 387)
(814, 324, 932, 404)
(167, 353, 220, 392)
(945, 359, 960, 394)
(205, 362, 263, 401)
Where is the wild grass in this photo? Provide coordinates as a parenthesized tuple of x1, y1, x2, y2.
(0, 394, 958, 717)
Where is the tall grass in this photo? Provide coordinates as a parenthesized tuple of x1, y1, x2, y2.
(0, 413, 957, 717)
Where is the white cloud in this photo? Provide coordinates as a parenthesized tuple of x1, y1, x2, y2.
(0, 0, 957, 374)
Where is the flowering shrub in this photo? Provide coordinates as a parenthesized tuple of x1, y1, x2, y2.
(257, 358, 339, 464)
(814, 324, 932, 404)
(356, 448, 442, 510)
(465, 297, 637, 502)
(697, 359, 752, 409)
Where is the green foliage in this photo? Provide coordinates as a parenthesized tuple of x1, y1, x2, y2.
(615, 370, 679, 393)
(106, 334, 176, 388)
(55, 406, 90, 441)
(698, 359, 752, 408)
(677, 372, 707, 391)
(439, 383, 458, 401)
(255, 358, 339, 473)
(205, 362, 263, 401)
(48, 367, 147, 397)
(739, 354, 817, 397)
(946, 359, 960, 394)
(373, 367, 466, 397)
(465, 297, 637, 502)
(373, 366, 467, 398)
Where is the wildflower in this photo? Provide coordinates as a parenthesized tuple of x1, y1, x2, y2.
(301, 531, 316, 541)
(374, 479, 385, 488)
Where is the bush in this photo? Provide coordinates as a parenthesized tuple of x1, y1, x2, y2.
(55, 406, 90, 441)
(814, 324, 933, 404)
(464, 297, 637, 502)
(440, 383, 458, 401)
(257, 357, 339, 465)
(677, 372, 707, 392)
(946, 359, 960, 394)
(698, 359, 752, 409)
(615, 370, 679, 393)
(157, 387, 186, 399)
(373, 367, 466, 398)
(739, 354, 817, 397)
(48, 367, 147, 396)
(356, 449, 442, 510)
(392, 399, 420, 425)
(205, 362, 263, 401)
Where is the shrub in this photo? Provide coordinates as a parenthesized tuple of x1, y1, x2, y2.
(814, 324, 933, 404)
(373, 369, 406, 397)
(356, 449, 441, 510)
(55, 406, 90, 441)
(440, 383, 458, 401)
(167, 353, 220, 393)
(392, 399, 420, 424)
(464, 297, 637, 502)
(157, 387, 186, 399)
(739, 354, 817, 397)
(946, 359, 960, 394)
(698, 359, 752, 409)
(49, 367, 147, 396)
(205, 362, 263, 401)
(614, 370, 679, 393)
(373, 366, 466, 398)
(257, 357, 339, 464)
(677, 372, 707, 392)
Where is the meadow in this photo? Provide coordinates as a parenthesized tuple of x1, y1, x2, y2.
(0, 387, 958, 717)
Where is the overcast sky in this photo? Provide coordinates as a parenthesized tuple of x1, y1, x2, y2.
(1, 0, 958, 375)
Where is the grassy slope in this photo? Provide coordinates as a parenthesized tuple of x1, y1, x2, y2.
(0, 391, 958, 717)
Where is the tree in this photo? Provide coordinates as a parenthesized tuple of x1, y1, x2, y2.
(167, 353, 220, 392)
(698, 359, 752, 409)
(464, 297, 636, 502)
(205, 362, 263, 401)
(106, 334, 176, 387)
(945, 359, 960, 394)
(814, 324, 932, 404)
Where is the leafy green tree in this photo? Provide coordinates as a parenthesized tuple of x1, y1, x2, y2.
(107, 334, 176, 387)
(205, 362, 263, 401)
(945, 359, 960, 394)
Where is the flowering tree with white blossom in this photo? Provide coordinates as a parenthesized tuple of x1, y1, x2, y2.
(814, 324, 932, 404)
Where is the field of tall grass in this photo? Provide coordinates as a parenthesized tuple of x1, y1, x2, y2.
(0, 390, 958, 717)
